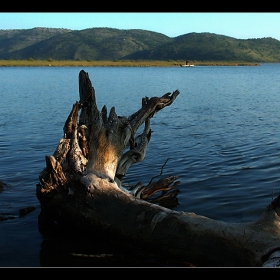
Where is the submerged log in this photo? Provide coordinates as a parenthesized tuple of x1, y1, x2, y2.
(37, 70, 280, 267)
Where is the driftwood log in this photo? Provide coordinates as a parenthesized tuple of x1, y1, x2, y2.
(37, 70, 280, 267)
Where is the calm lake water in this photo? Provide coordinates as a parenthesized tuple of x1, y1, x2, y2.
(1, 64, 280, 267)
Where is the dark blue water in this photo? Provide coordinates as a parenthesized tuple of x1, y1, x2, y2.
(1, 64, 280, 266)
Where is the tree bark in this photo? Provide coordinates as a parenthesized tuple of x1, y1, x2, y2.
(36, 70, 280, 267)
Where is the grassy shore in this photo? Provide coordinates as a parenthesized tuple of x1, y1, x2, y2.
(0, 59, 261, 67)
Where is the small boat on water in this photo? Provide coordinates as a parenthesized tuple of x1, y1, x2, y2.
(180, 64, 194, 67)
(180, 60, 194, 67)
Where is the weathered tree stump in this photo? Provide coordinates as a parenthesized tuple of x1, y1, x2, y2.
(36, 70, 280, 267)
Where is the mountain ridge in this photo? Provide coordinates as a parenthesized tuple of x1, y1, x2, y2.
(0, 27, 279, 62)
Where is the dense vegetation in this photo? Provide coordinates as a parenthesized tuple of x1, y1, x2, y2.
(0, 59, 260, 67)
(0, 27, 280, 63)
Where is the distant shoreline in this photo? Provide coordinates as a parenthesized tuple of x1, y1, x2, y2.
(0, 60, 262, 67)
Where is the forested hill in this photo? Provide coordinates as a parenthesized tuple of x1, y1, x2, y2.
(1, 27, 280, 62)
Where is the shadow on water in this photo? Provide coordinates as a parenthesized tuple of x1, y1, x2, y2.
(0, 178, 186, 267)
(37, 208, 195, 267)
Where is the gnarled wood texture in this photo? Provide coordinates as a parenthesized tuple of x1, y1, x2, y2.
(37, 70, 280, 267)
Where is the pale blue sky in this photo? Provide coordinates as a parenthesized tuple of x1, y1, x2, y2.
(1, 13, 280, 40)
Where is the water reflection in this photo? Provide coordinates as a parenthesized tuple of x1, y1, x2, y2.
(38, 209, 193, 267)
